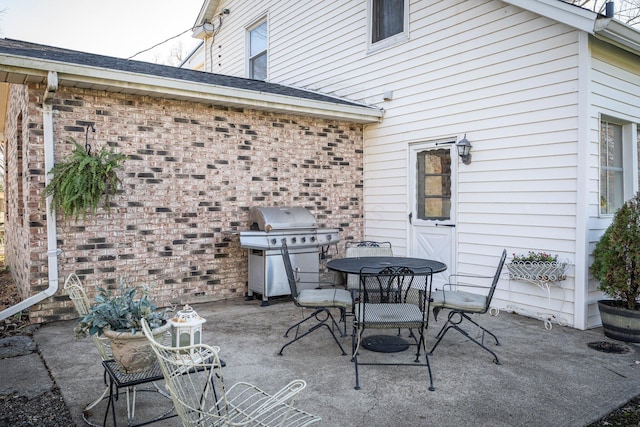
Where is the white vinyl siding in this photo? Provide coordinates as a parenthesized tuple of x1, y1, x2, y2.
(203, 0, 640, 329)
(586, 38, 640, 327)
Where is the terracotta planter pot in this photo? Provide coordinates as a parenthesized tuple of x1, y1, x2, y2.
(597, 300, 640, 343)
(103, 322, 170, 373)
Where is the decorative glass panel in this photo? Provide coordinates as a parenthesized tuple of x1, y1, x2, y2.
(417, 149, 451, 221)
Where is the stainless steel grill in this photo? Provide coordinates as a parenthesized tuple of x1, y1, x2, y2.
(239, 206, 340, 306)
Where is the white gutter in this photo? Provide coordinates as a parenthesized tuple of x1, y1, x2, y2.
(0, 71, 60, 321)
(0, 54, 383, 124)
(594, 18, 640, 55)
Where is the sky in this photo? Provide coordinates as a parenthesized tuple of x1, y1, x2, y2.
(0, 0, 205, 64)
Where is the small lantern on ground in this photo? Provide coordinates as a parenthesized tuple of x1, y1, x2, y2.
(169, 304, 206, 348)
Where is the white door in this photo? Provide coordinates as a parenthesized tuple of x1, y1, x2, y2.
(409, 142, 456, 289)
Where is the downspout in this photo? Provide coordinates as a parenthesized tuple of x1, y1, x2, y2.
(0, 71, 60, 321)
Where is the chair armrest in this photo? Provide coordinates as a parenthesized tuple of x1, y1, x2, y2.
(258, 379, 307, 412)
(225, 380, 307, 418)
(438, 273, 494, 291)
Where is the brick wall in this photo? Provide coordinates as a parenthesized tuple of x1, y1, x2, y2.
(4, 84, 31, 304)
(6, 83, 364, 323)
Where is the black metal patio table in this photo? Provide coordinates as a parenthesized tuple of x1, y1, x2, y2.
(326, 256, 446, 276)
(326, 256, 447, 352)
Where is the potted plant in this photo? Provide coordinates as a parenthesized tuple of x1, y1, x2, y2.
(43, 138, 126, 221)
(507, 251, 569, 283)
(591, 192, 640, 342)
(75, 279, 170, 373)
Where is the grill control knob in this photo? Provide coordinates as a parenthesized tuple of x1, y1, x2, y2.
(310, 236, 316, 242)
(291, 237, 297, 244)
(301, 237, 306, 243)
(270, 238, 277, 245)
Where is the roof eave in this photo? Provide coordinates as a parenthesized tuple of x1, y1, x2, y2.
(501, 0, 597, 33)
(594, 18, 640, 56)
(0, 54, 382, 124)
(194, 0, 220, 27)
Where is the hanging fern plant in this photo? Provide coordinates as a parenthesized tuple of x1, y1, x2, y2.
(44, 138, 126, 221)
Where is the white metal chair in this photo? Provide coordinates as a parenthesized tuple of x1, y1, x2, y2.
(429, 249, 507, 365)
(64, 273, 111, 413)
(344, 241, 393, 295)
(279, 239, 352, 356)
(141, 319, 321, 427)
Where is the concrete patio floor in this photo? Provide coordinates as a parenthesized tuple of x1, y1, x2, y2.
(33, 296, 640, 427)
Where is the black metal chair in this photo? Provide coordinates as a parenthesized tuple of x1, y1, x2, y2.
(429, 249, 507, 364)
(278, 239, 353, 356)
(352, 264, 435, 391)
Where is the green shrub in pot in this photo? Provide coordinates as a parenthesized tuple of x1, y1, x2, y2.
(74, 280, 168, 338)
(74, 280, 170, 373)
(590, 193, 640, 311)
(590, 192, 640, 342)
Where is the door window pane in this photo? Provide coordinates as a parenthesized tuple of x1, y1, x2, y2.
(600, 120, 623, 215)
(417, 149, 451, 220)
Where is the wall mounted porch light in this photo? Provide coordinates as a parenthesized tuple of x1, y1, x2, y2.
(456, 134, 472, 164)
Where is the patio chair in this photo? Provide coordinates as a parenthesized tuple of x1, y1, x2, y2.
(141, 319, 321, 427)
(344, 241, 393, 295)
(429, 249, 507, 365)
(278, 239, 352, 356)
(64, 273, 111, 412)
(64, 273, 171, 423)
(352, 264, 435, 391)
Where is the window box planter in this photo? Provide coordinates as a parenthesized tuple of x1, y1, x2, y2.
(506, 261, 569, 283)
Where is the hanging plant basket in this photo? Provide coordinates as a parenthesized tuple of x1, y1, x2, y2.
(43, 138, 126, 221)
(507, 260, 569, 283)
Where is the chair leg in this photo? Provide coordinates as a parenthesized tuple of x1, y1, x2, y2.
(414, 329, 435, 391)
(352, 327, 435, 391)
(278, 308, 347, 356)
(352, 326, 361, 390)
(461, 312, 500, 346)
(429, 311, 500, 365)
(83, 384, 110, 412)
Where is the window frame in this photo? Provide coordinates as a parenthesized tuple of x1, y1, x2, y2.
(367, 0, 409, 53)
(599, 116, 639, 217)
(246, 17, 268, 80)
(416, 148, 452, 221)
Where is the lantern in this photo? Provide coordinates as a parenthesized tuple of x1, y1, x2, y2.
(169, 305, 206, 348)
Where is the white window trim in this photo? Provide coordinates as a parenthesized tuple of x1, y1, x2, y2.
(367, 0, 409, 54)
(598, 115, 639, 217)
(245, 16, 268, 80)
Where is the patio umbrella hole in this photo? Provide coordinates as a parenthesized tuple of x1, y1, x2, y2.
(587, 341, 631, 354)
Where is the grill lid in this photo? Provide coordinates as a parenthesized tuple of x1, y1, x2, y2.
(249, 206, 317, 231)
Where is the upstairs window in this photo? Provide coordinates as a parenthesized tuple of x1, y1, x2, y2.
(248, 20, 267, 80)
(370, 0, 407, 49)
